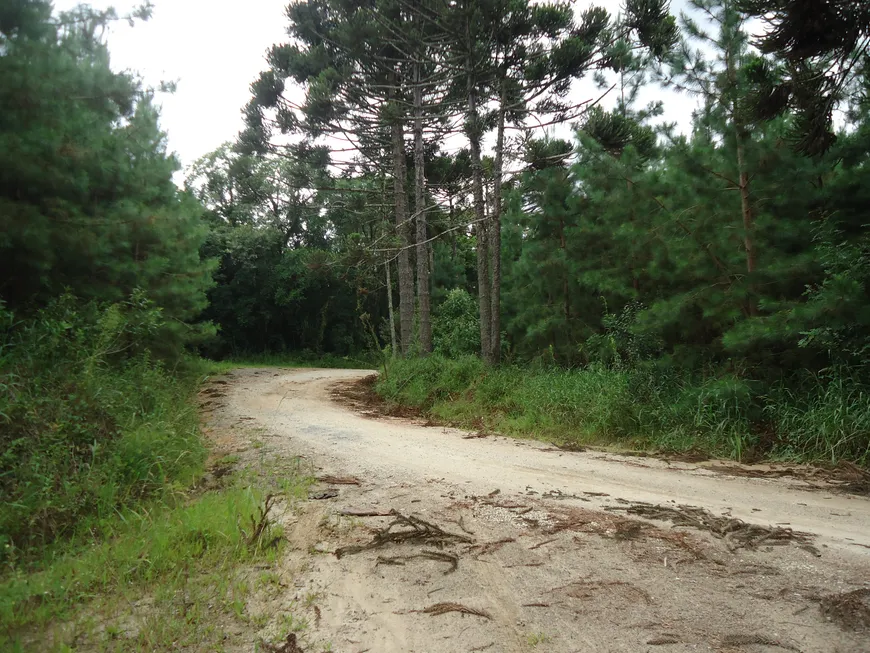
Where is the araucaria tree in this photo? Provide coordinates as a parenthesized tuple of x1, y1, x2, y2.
(243, 0, 677, 362)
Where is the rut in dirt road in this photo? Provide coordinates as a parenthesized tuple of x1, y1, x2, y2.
(204, 368, 870, 653)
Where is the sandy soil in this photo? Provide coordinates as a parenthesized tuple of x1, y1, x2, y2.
(202, 367, 870, 653)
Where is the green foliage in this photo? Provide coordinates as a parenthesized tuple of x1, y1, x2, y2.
(376, 355, 485, 409)
(0, 3, 213, 334)
(735, 0, 870, 155)
(584, 301, 661, 368)
(378, 356, 870, 464)
(189, 146, 387, 358)
(0, 296, 207, 556)
(433, 289, 480, 358)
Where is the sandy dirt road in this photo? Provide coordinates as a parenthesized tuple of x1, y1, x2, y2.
(205, 368, 870, 653)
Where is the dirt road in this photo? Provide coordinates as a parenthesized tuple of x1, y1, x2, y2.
(206, 368, 870, 653)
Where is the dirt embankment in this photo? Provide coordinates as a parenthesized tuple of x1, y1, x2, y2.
(198, 368, 870, 653)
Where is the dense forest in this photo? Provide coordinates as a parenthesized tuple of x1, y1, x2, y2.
(1, 0, 870, 581)
(188, 0, 870, 464)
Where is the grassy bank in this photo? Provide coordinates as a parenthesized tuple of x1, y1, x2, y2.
(376, 356, 870, 465)
(0, 299, 307, 649)
(1, 485, 279, 648)
(0, 305, 315, 648)
(0, 305, 213, 558)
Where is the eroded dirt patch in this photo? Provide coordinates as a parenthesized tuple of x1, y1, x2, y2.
(329, 374, 423, 420)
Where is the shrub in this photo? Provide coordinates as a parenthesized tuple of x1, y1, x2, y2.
(433, 289, 480, 358)
(0, 295, 207, 558)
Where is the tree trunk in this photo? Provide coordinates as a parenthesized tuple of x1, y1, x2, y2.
(735, 130, 757, 316)
(429, 240, 435, 299)
(413, 62, 432, 353)
(386, 260, 397, 356)
(392, 113, 414, 354)
(466, 46, 491, 363)
(725, 42, 757, 318)
(489, 79, 506, 364)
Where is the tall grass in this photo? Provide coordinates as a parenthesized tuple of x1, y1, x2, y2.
(0, 297, 209, 559)
(0, 297, 316, 650)
(376, 355, 870, 465)
(766, 371, 870, 463)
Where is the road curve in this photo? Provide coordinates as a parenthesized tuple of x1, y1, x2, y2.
(228, 367, 870, 552)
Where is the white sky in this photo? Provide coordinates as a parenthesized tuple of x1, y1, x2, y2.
(54, 0, 291, 169)
(52, 0, 702, 171)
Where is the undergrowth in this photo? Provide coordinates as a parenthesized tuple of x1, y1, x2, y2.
(0, 295, 209, 558)
(0, 296, 317, 650)
(376, 355, 870, 465)
(0, 457, 312, 651)
(1, 486, 271, 647)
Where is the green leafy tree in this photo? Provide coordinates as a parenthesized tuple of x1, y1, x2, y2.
(433, 288, 480, 358)
(0, 0, 212, 353)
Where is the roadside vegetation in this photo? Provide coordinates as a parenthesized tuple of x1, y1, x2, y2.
(2, 0, 869, 644)
(377, 355, 870, 464)
(0, 4, 309, 648)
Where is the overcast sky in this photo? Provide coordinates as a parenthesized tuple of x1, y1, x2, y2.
(53, 0, 702, 172)
(54, 0, 290, 169)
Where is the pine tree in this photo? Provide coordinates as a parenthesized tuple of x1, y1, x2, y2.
(736, 0, 870, 155)
(0, 1, 212, 352)
(243, 0, 418, 354)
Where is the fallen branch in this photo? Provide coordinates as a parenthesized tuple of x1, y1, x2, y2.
(720, 634, 800, 651)
(376, 550, 459, 574)
(819, 588, 870, 632)
(335, 510, 472, 558)
(416, 602, 492, 619)
(528, 538, 558, 550)
(318, 475, 361, 485)
(243, 494, 280, 549)
(339, 509, 394, 517)
(611, 502, 814, 552)
(471, 538, 514, 557)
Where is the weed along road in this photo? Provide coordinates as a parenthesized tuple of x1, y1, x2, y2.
(207, 368, 870, 653)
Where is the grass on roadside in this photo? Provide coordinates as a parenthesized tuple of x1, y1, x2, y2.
(0, 298, 325, 650)
(375, 355, 870, 465)
(0, 463, 313, 651)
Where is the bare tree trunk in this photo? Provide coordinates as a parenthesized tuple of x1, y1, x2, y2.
(392, 113, 414, 354)
(385, 260, 397, 356)
(489, 78, 506, 364)
(466, 47, 491, 363)
(413, 62, 432, 353)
